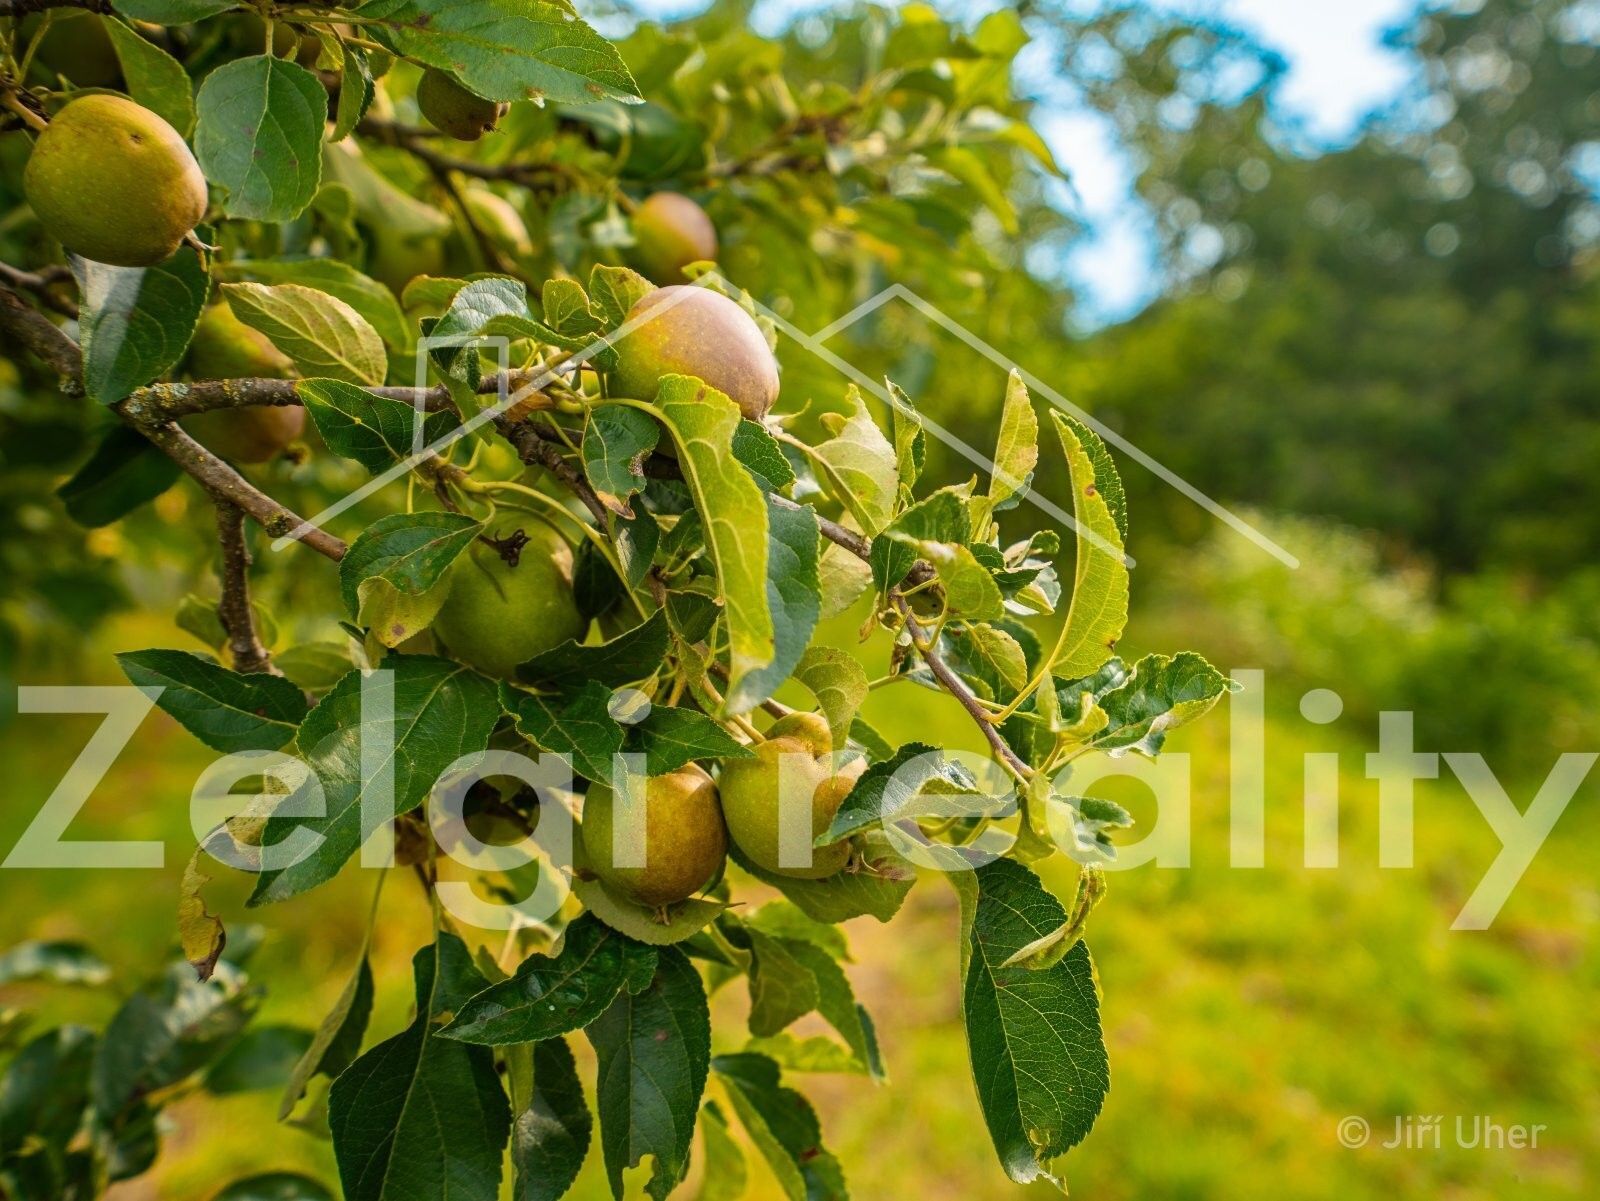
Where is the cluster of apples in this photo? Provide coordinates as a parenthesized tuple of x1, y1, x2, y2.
(21, 72, 821, 910)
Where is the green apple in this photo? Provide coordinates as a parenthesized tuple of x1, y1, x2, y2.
(581, 764, 728, 908)
(432, 532, 585, 678)
(24, 94, 207, 267)
(719, 712, 865, 879)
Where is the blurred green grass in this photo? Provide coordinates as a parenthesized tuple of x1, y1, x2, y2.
(1, 605, 1596, 1201)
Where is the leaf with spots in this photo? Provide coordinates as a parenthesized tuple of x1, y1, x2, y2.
(337, 511, 481, 646)
(712, 1053, 847, 1201)
(364, 0, 641, 106)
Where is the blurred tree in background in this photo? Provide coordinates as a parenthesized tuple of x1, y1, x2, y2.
(1043, 0, 1600, 579)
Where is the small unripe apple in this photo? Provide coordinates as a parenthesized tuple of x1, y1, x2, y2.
(23, 94, 207, 267)
(718, 714, 865, 879)
(458, 187, 533, 259)
(610, 286, 779, 421)
(631, 192, 717, 284)
(182, 304, 306, 464)
(417, 69, 507, 141)
(581, 765, 728, 907)
(432, 533, 585, 678)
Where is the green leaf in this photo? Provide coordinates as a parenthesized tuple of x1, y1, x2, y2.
(273, 642, 356, 695)
(368, 0, 642, 105)
(792, 646, 869, 749)
(279, 956, 374, 1120)
(886, 379, 926, 498)
(731, 419, 794, 491)
(501, 679, 623, 783)
(512, 1038, 592, 1201)
(204, 1025, 313, 1094)
(946, 622, 1029, 701)
(517, 610, 670, 689)
(917, 541, 1006, 620)
(0, 941, 110, 987)
(582, 405, 660, 515)
(713, 1054, 847, 1201)
(111, 1, 235, 20)
(338, 511, 481, 645)
(299, 378, 459, 473)
(588, 264, 653, 327)
(116, 649, 307, 752)
(1038, 413, 1130, 679)
(332, 48, 375, 143)
(250, 655, 499, 904)
(73, 247, 207, 405)
(194, 55, 325, 222)
(732, 832, 915, 924)
(646, 378, 773, 705)
(220, 283, 386, 385)
(572, 876, 730, 947)
(330, 933, 510, 1201)
(104, 19, 195, 135)
(0, 1026, 94, 1159)
(93, 963, 259, 1116)
(229, 260, 407, 349)
(954, 860, 1109, 1188)
(57, 426, 180, 527)
(744, 930, 819, 1037)
(1073, 652, 1236, 757)
(822, 742, 986, 844)
(445, 916, 656, 1045)
(694, 1101, 748, 1201)
(812, 385, 898, 534)
(726, 494, 819, 714)
(975, 369, 1038, 528)
(586, 946, 710, 1201)
(213, 1174, 335, 1201)
(627, 704, 751, 775)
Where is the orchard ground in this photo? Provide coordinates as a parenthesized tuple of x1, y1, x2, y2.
(2, 594, 1595, 1201)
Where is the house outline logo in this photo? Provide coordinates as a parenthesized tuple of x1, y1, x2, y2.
(272, 273, 1299, 571)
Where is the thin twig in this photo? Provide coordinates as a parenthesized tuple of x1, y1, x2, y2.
(213, 501, 278, 674)
(494, 415, 611, 524)
(894, 595, 1032, 780)
(0, 261, 77, 318)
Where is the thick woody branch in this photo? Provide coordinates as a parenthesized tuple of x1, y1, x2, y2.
(140, 422, 348, 560)
(1, 284, 344, 560)
(213, 501, 278, 674)
(0, 283, 82, 390)
(117, 377, 456, 422)
(0, 262, 77, 318)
